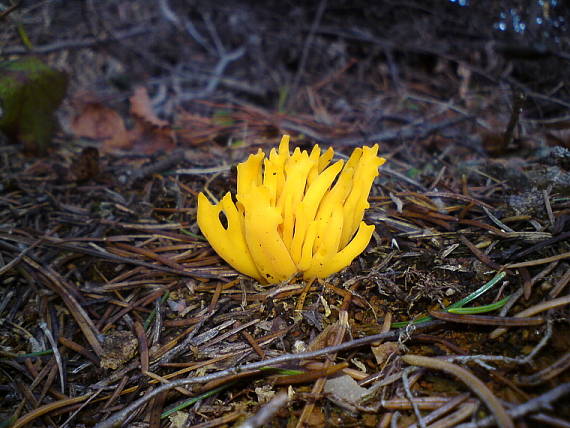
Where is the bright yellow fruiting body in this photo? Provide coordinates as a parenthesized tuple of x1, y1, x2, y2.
(197, 135, 386, 284)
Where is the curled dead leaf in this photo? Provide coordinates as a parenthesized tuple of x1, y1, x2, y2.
(130, 86, 169, 128)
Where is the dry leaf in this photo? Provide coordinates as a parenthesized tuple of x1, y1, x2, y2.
(130, 86, 169, 128)
(100, 129, 132, 152)
(71, 101, 127, 141)
(371, 341, 399, 365)
(125, 118, 176, 154)
(72, 88, 176, 154)
(117, 86, 176, 154)
(324, 375, 370, 410)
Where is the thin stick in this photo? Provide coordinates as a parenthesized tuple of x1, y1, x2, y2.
(401, 354, 514, 428)
(490, 295, 570, 339)
(402, 367, 426, 428)
(506, 252, 570, 269)
(428, 311, 543, 327)
(455, 383, 570, 428)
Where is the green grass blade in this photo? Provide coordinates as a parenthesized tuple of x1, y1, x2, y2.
(391, 271, 506, 328)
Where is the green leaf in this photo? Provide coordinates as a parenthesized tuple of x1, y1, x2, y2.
(448, 271, 506, 310)
(447, 295, 511, 314)
(0, 56, 68, 154)
(259, 366, 305, 375)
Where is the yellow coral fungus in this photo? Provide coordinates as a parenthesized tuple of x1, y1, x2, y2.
(197, 135, 386, 284)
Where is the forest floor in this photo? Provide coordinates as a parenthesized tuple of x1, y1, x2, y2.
(1, 2, 569, 427)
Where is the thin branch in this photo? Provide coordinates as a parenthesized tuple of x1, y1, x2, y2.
(401, 354, 514, 428)
(178, 46, 246, 101)
(455, 383, 570, 428)
(290, 0, 328, 99)
(1, 25, 150, 55)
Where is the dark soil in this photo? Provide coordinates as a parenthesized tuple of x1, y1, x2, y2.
(1, 1, 569, 427)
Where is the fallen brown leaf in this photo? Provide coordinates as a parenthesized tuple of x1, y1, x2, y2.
(130, 87, 169, 128)
(71, 100, 127, 141)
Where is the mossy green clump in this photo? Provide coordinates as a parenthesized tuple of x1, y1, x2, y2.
(0, 56, 67, 155)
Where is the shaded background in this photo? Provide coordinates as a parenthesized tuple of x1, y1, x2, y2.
(1, 2, 570, 427)
(2, 0, 569, 125)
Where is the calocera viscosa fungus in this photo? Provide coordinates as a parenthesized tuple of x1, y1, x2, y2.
(197, 135, 386, 284)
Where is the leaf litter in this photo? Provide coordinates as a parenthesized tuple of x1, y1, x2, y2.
(1, 3, 570, 427)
